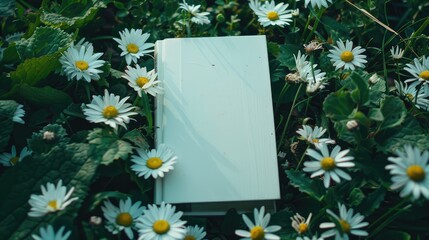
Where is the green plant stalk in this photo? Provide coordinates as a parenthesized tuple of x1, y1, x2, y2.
(295, 145, 309, 170)
(277, 83, 303, 151)
(407, 17, 429, 53)
(369, 203, 412, 238)
(275, 82, 290, 112)
(141, 93, 153, 135)
(368, 198, 408, 232)
(305, 8, 325, 43)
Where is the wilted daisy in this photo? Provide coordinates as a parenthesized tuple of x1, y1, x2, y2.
(250, 0, 292, 28)
(136, 202, 187, 240)
(28, 179, 78, 217)
(83, 90, 138, 130)
(131, 144, 177, 179)
(404, 56, 429, 86)
(304, 0, 333, 9)
(32, 225, 71, 240)
(0, 145, 32, 167)
(296, 236, 324, 240)
(122, 65, 163, 97)
(235, 206, 281, 240)
(293, 51, 327, 91)
(385, 145, 429, 200)
(184, 225, 207, 240)
(320, 203, 368, 240)
(59, 45, 105, 82)
(390, 46, 404, 60)
(179, 0, 210, 25)
(304, 144, 355, 188)
(291, 212, 312, 234)
(114, 29, 154, 65)
(296, 125, 335, 149)
(328, 39, 367, 70)
(102, 198, 145, 239)
(394, 80, 429, 111)
(304, 40, 323, 54)
(13, 104, 25, 124)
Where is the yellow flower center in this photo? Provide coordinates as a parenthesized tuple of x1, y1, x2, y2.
(267, 11, 279, 21)
(153, 220, 170, 234)
(298, 223, 308, 234)
(47, 200, 58, 210)
(406, 93, 414, 101)
(127, 43, 139, 53)
(9, 156, 20, 165)
(407, 165, 425, 182)
(184, 236, 196, 240)
(340, 51, 354, 62)
(312, 139, 319, 143)
(75, 60, 89, 71)
(320, 157, 335, 171)
(116, 212, 133, 227)
(419, 70, 429, 80)
(339, 219, 351, 233)
(136, 77, 150, 88)
(103, 105, 119, 119)
(250, 226, 265, 240)
(146, 157, 163, 169)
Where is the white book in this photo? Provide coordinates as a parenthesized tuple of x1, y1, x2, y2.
(154, 35, 280, 214)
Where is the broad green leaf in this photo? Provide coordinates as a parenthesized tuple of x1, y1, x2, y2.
(27, 124, 69, 154)
(277, 44, 302, 69)
(285, 169, 325, 201)
(323, 91, 355, 121)
(40, 1, 106, 30)
(375, 230, 411, 240)
(122, 129, 149, 149)
(369, 77, 386, 105)
(379, 96, 406, 130)
(348, 188, 365, 206)
(0, 143, 101, 239)
(0, 100, 19, 151)
(347, 72, 370, 106)
(356, 188, 386, 216)
(0, 0, 15, 17)
(10, 53, 61, 86)
(89, 191, 130, 211)
(333, 120, 355, 144)
(87, 128, 133, 165)
(368, 108, 383, 121)
(17, 84, 72, 107)
(15, 26, 72, 59)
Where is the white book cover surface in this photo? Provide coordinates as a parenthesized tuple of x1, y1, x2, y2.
(155, 35, 280, 205)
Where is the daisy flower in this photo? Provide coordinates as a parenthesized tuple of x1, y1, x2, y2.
(102, 197, 145, 239)
(328, 39, 367, 71)
(13, 104, 25, 124)
(394, 80, 429, 111)
(296, 236, 324, 240)
(59, 45, 105, 82)
(404, 56, 429, 86)
(113, 29, 154, 65)
(293, 51, 327, 92)
(320, 203, 369, 240)
(291, 212, 312, 235)
(32, 225, 71, 240)
(136, 202, 187, 240)
(296, 125, 335, 149)
(250, 0, 292, 28)
(130, 144, 177, 179)
(122, 65, 163, 97)
(28, 179, 78, 217)
(179, 0, 210, 25)
(183, 225, 207, 240)
(304, 0, 333, 9)
(83, 90, 138, 130)
(303, 144, 355, 188)
(0, 145, 32, 167)
(385, 145, 429, 200)
(390, 46, 404, 60)
(235, 206, 281, 240)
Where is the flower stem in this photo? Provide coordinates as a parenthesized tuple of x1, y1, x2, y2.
(368, 198, 409, 236)
(295, 145, 309, 170)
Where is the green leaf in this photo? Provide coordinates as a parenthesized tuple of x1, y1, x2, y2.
(368, 108, 383, 121)
(40, 1, 107, 30)
(10, 53, 61, 86)
(277, 44, 302, 69)
(375, 230, 411, 240)
(323, 91, 355, 121)
(89, 191, 130, 211)
(87, 128, 133, 165)
(285, 169, 325, 201)
(0, 100, 19, 151)
(347, 72, 370, 106)
(369, 77, 386, 105)
(15, 26, 72, 59)
(0, 143, 101, 239)
(379, 96, 406, 131)
(0, 0, 15, 17)
(356, 188, 386, 216)
(122, 129, 149, 149)
(27, 124, 70, 154)
(348, 188, 365, 207)
(17, 84, 72, 107)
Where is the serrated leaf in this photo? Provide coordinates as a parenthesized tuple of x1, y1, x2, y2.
(379, 96, 406, 130)
(27, 124, 69, 154)
(348, 188, 365, 207)
(277, 44, 302, 69)
(15, 26, 72, 59)
(17, 84, 72, 107)
(369, 78, 386, 105)
(0, 100, 19, 151)
(40, 1, 106, 30)
(0, 0, 15, 17)
(0, 143, 101, 239)
(10, 53, 61, 86)
(368, 108, 383, 121)
(285, 169, 325, 201)
(347, 72, 370, 106)
(87, 128, 133, 165)
(122, 129, 149, 149)
(323, 91, 355, 121)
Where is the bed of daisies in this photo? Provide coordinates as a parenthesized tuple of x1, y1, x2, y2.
(1, 0, 429, 239)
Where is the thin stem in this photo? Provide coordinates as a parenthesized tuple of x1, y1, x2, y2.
(369, 198, 408, 231)
(295, 145, 309, 170)
(186, 22, 192, 37)
(275, 82, 290, 112)
(141, 93, 153, 135)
